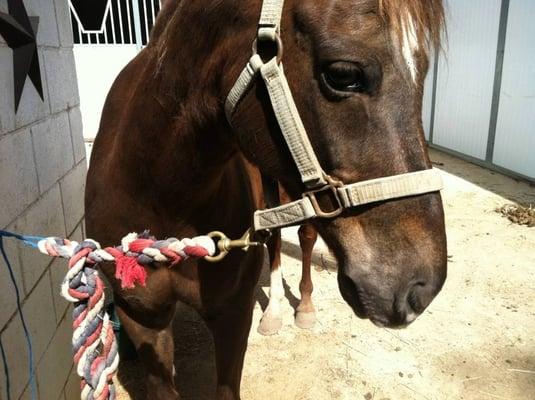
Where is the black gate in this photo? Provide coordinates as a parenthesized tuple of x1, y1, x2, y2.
(70, 0, 161, 46)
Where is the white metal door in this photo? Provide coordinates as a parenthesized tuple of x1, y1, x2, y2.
(432, 0, 502, 160)
(70, 0, 161, 140)
(492, 0, 535, 179)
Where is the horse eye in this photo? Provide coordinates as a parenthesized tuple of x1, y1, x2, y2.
(322, 62, 366, 93)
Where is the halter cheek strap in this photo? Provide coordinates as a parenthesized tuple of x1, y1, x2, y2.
(225, 0, 443, 231)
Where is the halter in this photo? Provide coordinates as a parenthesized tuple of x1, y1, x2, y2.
(225, 0, 443, 232)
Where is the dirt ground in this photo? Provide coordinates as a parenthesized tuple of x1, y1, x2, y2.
(115, 149, 535, 400)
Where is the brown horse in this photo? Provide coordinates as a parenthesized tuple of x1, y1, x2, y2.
(85, 0, 447, 399)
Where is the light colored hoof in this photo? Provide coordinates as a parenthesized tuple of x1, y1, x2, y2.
(257, 313, 283, 336)
(295, 311, 316, 329)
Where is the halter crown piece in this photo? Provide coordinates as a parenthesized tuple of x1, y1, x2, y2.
(225, 0, 443, 232)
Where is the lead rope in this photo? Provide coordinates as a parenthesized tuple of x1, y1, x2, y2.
(0, 229, 258, 400)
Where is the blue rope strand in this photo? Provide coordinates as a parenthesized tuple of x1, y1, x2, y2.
(0, 230, 44, 249)
(0, 233, 39, 400)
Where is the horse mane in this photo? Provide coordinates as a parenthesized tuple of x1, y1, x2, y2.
(378, 0, 445, 52)
(151, 1, 445, 54)
(150, 0, 238, 73)
(149, 0, 181, 46)
(148, 0, 445, 78)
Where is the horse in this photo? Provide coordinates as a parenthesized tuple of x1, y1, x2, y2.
(258, 183, 318, 335)
(85, 0, 447, 399)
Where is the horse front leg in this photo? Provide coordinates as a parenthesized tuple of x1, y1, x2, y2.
(257, 228, 284, 335)
(295, 223, 317, 329)
(115, 301, 179, 399)
(206, 290, 256, 400)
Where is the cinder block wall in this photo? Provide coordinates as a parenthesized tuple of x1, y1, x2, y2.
(0, 0, 85, 399)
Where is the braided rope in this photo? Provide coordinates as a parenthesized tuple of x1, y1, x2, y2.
(34, 232, 216, 400)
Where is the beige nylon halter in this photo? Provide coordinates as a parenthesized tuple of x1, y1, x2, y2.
(225, 0, 443, 231)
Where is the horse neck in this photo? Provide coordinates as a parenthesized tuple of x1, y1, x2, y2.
(115, 66, 250, 234)
(111, 2, 258, 234)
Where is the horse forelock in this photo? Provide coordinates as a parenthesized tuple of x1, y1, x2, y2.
(378, 0, 445, 81)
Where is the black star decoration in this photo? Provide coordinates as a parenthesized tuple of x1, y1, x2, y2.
(0, 0, 44, 112)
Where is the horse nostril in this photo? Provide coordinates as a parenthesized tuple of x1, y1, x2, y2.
(406, 282, 431, 314)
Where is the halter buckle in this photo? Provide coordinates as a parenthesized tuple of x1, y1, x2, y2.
(303, 175, 344, 219)
(252, 32, 283, 64)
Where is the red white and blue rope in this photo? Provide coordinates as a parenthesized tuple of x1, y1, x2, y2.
(0, 230, 216, 400)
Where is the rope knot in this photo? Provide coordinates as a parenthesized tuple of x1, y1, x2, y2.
(106, 247, 147, 289)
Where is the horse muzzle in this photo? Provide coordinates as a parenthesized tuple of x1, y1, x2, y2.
(337, 269, 445, 328)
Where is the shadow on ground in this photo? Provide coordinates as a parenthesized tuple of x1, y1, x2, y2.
(429, 148, 535, 205)
(115, 256, 304, 400)
(116, 300, 216, 400)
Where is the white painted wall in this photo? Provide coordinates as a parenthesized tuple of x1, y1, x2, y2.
(73, 45, 138, 139)
(432, 0, 502, 160)
(493, 0, 535, 179)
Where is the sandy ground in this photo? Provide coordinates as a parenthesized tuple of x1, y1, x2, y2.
(115, 149, 535, 400)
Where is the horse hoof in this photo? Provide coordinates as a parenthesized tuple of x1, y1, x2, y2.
(295, 311, 316, 329)
(257, 314, 282, 336)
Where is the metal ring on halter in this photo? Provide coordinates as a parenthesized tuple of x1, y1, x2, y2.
(303, 174, 345, 218)
(252, 33, 283, 64)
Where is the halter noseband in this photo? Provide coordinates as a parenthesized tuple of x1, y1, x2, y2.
(225, 0, 443, 232)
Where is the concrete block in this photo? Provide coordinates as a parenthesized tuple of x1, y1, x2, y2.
(44, 49, 80, 114)
(14, 50, 50, 130)
(0, 317, 31, 399)
(25, 0, 60, 47)
(0, 222, 24, 328)
(22, 272, 57, 364)
(13, 184, 66, 291)
(49, 223, 81, 324)
(63, 366, 81, 400)
(49, 258, 69, 325)
(60, 160, 87, 235)
(70, 222, 84, 243)
(0, 130, 40, 229)
(0, 46, 15, 135)
(54, 0, 74, 48)
(69, 107, 85, 164)
(36, 314, 73, 400)
(18, 380, 38, 400)
(31, 112, 75, 194)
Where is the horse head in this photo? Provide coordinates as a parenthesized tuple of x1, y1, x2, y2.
(151, 0, 447, 328)
(222, 0, 448, 328)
